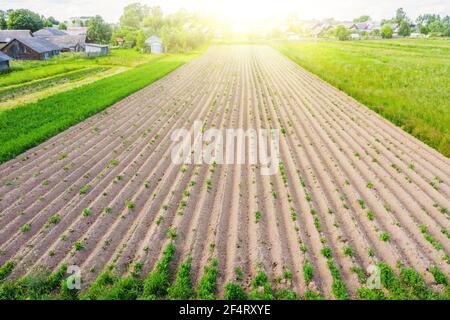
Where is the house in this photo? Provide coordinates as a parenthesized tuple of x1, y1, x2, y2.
(33, 27, 68, 37)
(66, 27, 88, 36)
(145, 36, 163, 54)
(0, 51, 12, 71)
(47, 35, 86, 52)
(85, 43, 109, 57)
(310, 24, 333, 38)
(1, 37, 60, 60)
(350, 33, 362, 40)
(0, 30, 32, 49)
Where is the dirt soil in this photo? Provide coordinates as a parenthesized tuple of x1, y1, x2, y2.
(0, 46, 448, 298)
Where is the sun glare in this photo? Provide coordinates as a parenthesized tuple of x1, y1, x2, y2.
(202, 0, 300, 33)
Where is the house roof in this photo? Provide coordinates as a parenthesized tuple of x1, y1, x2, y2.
(145, 36, 162, 45)
(46, 35, 86, 49)
(7, 37, 60, 53)
(0, 51, 12, 62)
(0, 30, 32, 43)
(33, 27, 68, 37)
(353, 23, 370, 30)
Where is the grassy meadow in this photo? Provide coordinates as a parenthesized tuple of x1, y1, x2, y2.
(274, 39, 450, 157)
(0, 50, 200, 163)
(0, 50, 162, 105)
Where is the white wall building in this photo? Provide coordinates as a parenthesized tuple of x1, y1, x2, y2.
(145, 36, 163, 54)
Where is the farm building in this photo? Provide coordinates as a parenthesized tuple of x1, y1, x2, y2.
(85, 43, 109, 57)
(0, 30, 32, 49)
(145, 36, 163, 54)
(47, 35, 86, 52)
(1, 37, 60, 60)
(33, 27, 68, 37)
(0, 51, 12, 71)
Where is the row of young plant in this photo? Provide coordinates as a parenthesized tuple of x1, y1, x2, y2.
(252, 56, 449, 301)
(0, 237, 448, 300)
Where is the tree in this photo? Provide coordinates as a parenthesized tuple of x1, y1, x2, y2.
(120, 2, 149, 29)
(87, 15, 112, 44)
(43, 17, 53, 27)
(428, 20, 444, 35)
(398, 20, 411, 37)
(416, 14, 440, 27)
(370, 29, 381, 37)
(334, 25, 350, 41)
(286, 12, 301, 33)
(443, 16, 450, 36)
(381, 25, 393, 39)
(395, 8, 408, 23)
(6, 9, 44, 32)
(419, 25, 429, 34)
(142, 6, 164, 35)
(0, 10, 7, 30)
(58, 23, 67, 30)
(353, 15, 370, 23)
(47, 16, 59, 25)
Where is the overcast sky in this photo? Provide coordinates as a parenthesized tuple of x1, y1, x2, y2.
(3, 0, 450, 23)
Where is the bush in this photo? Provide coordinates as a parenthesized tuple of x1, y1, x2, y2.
(168, 258, 194, 300)
(224, 282, 247, 300)
(381, 26, 393, 39)
(197, 259, 219, 300)
(141, 243, 175, 299)
(334, 25, 350, 41)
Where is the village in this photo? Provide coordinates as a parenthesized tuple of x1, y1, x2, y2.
(1, 6, 449, 72)
(0, 17, 164, 71)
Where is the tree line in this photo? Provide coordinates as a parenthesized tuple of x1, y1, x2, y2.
(0, 9, 62, 32)
(111, 3, 213, 52)
(0, 4, 212, 51)
(285, 8, 450, 40)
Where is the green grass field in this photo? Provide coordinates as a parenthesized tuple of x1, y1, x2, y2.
(1, 49, 156, 86)
(274, 39, 450, 157)
(0, 51, 199, 163)
(0, 50, 162, 102)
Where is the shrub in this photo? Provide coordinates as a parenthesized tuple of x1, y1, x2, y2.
(224, 282, 247, 300)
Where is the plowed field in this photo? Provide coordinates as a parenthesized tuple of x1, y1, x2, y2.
(0, 45, 449, 299)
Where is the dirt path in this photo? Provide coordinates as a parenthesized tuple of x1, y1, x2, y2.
(0, 45, 448, 299)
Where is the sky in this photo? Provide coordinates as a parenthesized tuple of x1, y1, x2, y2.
(3, 0, 450, 24)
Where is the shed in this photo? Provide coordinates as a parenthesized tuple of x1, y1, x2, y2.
(1, 37, 60, 60)
(0, 51, 12, 71)
(85, 43, 109, 57)
(0, 30, 32, 48)
(33, 27, 68, 37)
(145, 36, 163, 54)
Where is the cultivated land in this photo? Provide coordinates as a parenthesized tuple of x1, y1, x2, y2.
(0, 46, 449, 300)
(0, 52, 198, 163)
(275, 39, 450, 157)
(0, 50, 158, 108)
